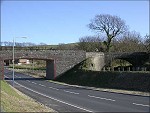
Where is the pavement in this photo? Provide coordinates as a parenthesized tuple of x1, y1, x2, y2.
(4, 69, 150, 112)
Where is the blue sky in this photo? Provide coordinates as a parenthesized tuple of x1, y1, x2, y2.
(1, 1, 149, 45)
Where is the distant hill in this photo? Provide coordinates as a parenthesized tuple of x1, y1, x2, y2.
(0, 42, 80, 51)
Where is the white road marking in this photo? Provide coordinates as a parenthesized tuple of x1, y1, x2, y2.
(27, 80, 30, 82)
(31, 82, 37, 84)
(39, 84, 46, 87)
(4, 75, 10, 81)
(49, 86, 59, 90)
(5, 74, 21, 78)
(133, 103, 150, 107)
(64, 90, 79, 95)
(14, 75, 21, 78)
(4, 75, 9, 78)
(88, 95, 116, 102)
(14, 81, 93, 112)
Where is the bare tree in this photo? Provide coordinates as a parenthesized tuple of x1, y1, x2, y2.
(113, 31, 144, 52)
(88, 14, 128, 52)
(78, 36, 104, 52)
(144, 34, 150, 53)
(3, 41, 13, 46)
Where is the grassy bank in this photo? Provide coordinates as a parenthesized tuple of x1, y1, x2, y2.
(1, 81, 55, 112)
(8, 64, 46, 70)
(56, 65, 150, 92)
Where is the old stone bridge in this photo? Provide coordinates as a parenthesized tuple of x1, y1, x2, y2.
(0, 49, 149, 80)
(0, 50, 86, 80)
(86, 52, 149, 71)
(104, 52, 150, 66)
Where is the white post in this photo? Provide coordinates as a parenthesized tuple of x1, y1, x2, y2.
(12, 38, 15, 86)
(12, 37, 27, 87)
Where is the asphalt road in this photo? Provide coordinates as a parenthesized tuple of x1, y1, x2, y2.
(4, 69, 150, 112)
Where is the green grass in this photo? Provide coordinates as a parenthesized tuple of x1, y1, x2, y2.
(1, 81, 55, 112)
(1, 80, 21, 98)
(9, 64, 46, 70)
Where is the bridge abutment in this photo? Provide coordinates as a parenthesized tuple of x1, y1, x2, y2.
(0, 59, 4, 80)
(86, 52, 105, 71)
(46, 60, 56, 80)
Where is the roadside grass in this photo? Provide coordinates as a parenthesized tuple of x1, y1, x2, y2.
(6, 67, 46, 78)
(1, 81, 56, 112)
(8, 64, 46, 70)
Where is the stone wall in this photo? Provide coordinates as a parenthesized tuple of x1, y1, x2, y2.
(104, 52, 150, 67)
(0, 57, 4, 80)
(0, 50, 86, 79)
(1, 50, 147, 79)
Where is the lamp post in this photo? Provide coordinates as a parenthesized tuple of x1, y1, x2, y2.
(13, 37, 27, 86)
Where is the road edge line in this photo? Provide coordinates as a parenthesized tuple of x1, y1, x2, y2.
(14, 81, 93, 112)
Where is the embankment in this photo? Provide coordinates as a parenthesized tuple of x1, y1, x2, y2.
(1, 81, 56, 112)
(56, 67, 150, 93)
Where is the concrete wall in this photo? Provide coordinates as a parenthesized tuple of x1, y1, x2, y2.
(86, 52, 105, 71)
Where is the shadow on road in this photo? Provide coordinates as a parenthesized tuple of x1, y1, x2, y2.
(4, 77, 46, 81)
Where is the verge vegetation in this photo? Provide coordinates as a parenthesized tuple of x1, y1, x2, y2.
(1, 81, 56, 112)
(56, 63, 150, 93)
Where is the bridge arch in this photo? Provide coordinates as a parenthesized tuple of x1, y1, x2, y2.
(104, 52, 150, 71)
(105, 52, 149, 66)
(0, 50, 86, 80)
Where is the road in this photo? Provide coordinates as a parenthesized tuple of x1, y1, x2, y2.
(4, 69, 150, 112)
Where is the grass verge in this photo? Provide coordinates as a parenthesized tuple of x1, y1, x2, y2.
(1, 81, 56, 112)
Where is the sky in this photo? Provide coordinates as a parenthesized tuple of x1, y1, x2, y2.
(1, 0, 149, 45)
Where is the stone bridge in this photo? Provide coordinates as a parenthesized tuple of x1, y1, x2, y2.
(0, 49, 149, 80)
(86, 52, 150, 71)
(0, 50, 86, 80)
(104, 52, 150, 66)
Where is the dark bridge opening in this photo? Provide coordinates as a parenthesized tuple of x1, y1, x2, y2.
(111, 59, 132, 71)
(103, 52, 150, 71)
(4, 58, 56, 80)
(105, 58, 148, 71)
